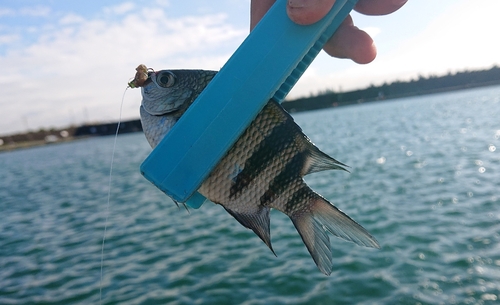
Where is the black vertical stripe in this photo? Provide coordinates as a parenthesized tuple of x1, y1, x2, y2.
(229, 118, 296, 198)
(260, 151, 306, 206)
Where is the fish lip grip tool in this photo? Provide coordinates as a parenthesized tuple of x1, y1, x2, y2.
(140, 0, 358, 208)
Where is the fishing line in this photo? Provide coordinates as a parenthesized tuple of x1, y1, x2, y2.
(99, 86, 128, 304)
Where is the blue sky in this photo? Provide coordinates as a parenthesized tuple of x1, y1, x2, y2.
(1, 0, 499, 135)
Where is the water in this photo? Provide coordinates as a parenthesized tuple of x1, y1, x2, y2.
(1, 86, 500, 305)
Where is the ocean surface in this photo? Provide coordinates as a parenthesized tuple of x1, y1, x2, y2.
(1, 85, 500, 305)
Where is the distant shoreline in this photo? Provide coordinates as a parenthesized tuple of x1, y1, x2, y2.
(0, 120, 142, 152)
(284, 79, 500, 113)
(2, 66, 499, 152)
(282, 66, 500, 113)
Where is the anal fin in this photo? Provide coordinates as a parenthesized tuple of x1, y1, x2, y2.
(223, 206, 275, 255)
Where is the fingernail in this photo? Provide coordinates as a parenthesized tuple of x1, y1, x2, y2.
(288, 0, 311, 8)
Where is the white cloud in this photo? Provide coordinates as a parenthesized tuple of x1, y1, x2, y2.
(0, 6, 51, 17)
(0, 7, 246, 135)
(154, 0, 171, 8)
(288, 0, 500, 99)
(4, 0, 498, 135)
(59, 13, 86, 25)
(356, 0, 500, 82)
(19, 6, 51, 17)
(103, 2, 136, 16)
(0, 34, 19, 45)
(0, 8, 14, 17)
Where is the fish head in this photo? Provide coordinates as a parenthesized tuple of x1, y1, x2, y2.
(131, 66, 216, 147)
(140, 68, 218, 116)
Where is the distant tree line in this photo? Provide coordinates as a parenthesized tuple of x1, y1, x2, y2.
(3, 66, 500, 148)
(282, 65, 500, 112)
(0, 119, 142, 149)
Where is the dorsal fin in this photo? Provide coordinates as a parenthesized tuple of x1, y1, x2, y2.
(266, 100, 349, 176)
(302, 144, 349, 175)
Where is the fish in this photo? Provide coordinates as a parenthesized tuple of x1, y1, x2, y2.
(132, 65, 380, 275)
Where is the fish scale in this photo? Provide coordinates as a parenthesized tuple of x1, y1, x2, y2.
(137, 69, 380, 275)
(229, 111, 295, 199)
(201, 101, 301, 206)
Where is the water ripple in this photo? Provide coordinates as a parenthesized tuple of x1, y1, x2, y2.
(1, 86, 500, 304)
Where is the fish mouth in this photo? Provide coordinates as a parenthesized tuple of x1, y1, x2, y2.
(140, 93, 182, 117)
(140, 104, 181, 117)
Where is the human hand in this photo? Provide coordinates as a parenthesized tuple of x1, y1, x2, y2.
(250, 0, 407, 64)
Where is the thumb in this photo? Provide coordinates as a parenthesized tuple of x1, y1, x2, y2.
(287, 0, 336, 25)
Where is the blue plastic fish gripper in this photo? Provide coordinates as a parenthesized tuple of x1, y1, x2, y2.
(140, 0, 359, 208)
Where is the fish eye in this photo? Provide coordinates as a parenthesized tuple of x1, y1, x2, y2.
(157, 71, 176, 88)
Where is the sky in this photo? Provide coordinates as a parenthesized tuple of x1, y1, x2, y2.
(1, 0, 499, 135)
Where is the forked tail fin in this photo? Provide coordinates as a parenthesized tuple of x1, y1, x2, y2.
(290, 194, 379, 275)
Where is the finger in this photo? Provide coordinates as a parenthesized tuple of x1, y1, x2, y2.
(323, 15, 376, 64)
(286, 0, 336, 25)
(355, 0, 407, 16)
(250, 0, 275, 30)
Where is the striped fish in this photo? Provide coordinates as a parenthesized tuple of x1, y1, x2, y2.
(135, 67, 380, 275)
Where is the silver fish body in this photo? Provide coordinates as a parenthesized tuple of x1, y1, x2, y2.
(138, 68, 379, 275)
